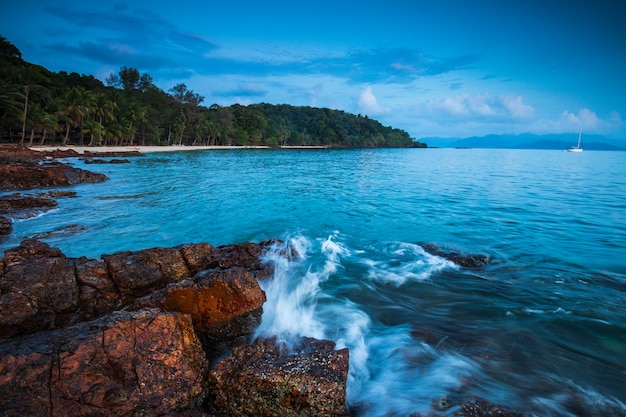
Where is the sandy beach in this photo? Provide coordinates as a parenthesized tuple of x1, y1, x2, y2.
(29, 145, 271, 154)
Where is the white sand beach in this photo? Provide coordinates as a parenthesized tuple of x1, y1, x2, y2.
(29, 145, 271, 154)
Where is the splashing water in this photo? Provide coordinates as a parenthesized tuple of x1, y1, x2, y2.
(255, 233, 480, 416)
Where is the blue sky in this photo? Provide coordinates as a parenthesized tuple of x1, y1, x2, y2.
(1, 0, 625, 141)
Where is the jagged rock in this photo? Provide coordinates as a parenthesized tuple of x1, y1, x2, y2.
(74, 256, 122, 320)
(0, 308, 209, 417)
(83, 158, 131, 164)
(0, 239, 79, 342)
(1, 239, 275, 343)
(209, 337, 350, 417)
(421, 244, 489, 268)
(177, 242, 220, 275)
(209, 240, 278, 280)
(0, 193, 58, 213)
(102, 247, 191, 303)
(135, 266, 267, 359)
(453, 397, 526, 417)
(0, 216, 11, 235)
(0, 164, 108, 190)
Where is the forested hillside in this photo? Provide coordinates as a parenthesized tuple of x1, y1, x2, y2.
(0, 36, 425, 149)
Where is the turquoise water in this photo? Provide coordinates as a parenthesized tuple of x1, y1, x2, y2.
(2, 149, 626, 415)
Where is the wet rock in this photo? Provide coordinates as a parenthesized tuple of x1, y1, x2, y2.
(0, 216, 11, 235)
(0, 193, 58, 213)
(453, 397, 526, 417)
(0, 239, 79, 342)
(82, 150, 144, 158)
(0, 308, 209, 417)
(74, 256, 122, 320)
(31, 223, 86, 240)
(135, 266, 267, 359)
(83, 158, 131, 164)
(36, 190, 77, 199)
(209, 337, 350, 417)
(208, 240, 279, 280)
(0, 163, 108, 190)
(422, 244, 489, 268)
(102, 247, 191, 303)
(177, 242, 220, 275)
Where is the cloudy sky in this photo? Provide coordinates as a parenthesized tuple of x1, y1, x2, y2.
(1, 0, 625, 141)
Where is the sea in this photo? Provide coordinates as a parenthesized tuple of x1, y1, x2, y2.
(2, 148, 626, 416)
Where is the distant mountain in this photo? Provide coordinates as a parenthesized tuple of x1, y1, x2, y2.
(422, 133, 626, 151)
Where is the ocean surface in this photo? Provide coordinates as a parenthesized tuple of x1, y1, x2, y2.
(2, 148, 626, 416)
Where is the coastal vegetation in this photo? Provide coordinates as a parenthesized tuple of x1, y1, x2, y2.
(0, 36, 425, 149)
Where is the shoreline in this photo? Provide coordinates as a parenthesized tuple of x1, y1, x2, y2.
(29, 145, 272, 154)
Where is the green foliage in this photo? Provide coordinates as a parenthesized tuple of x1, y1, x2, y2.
(0, 34, 426, 148)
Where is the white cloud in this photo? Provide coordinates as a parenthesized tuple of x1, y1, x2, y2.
(421, 93, 534, 120)
(501, 95, 534, 118)
(358, 86, 390, 116)
(534, 108, 624, 134)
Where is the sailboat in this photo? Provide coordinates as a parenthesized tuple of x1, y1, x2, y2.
(567, 129, 583, 152)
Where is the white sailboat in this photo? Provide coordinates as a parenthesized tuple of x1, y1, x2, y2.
(567, 129, 583, 152)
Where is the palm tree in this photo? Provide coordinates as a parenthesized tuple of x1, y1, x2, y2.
(16, 66, 48, 147)
(124, 101, 147, 145)
(39, 111, 59, 146)
(61, 87, 93, 145)
(88, 93, 116, 146)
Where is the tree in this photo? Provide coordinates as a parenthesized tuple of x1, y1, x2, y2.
(88, 93, 116, 146)
(15, 66, 48, 146)
(123, 101, 147, 145)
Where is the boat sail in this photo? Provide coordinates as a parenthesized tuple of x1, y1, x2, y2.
(567, 129, 583, 152)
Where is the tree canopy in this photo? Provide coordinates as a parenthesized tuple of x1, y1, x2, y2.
(0, 35, 426, 148)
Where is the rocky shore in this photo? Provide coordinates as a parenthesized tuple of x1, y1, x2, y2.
(0, 145, 526, 416)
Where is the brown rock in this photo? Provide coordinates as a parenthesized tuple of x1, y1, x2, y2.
(84, 158, 131, 164)
(0, 308, 209, 417)
(422, 244, 489, 268)
(0, 239, 79, 342)
(103, 247, 191, 303)
(208, 240, 274, 272)
(0, 193, 58, 213)
(209, 337, 350, 417)
(454, 397, 526, 417)
(0, 215, 11, 235)
(177, 242, 219, 275)
(74, 256, 122, 320)
(0, 163, 108, 190)
(168, 267, 267, 357)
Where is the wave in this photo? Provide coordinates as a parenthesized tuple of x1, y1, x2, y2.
(254, 232, 480, 416)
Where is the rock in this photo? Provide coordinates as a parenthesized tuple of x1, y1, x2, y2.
(0, 216, 11, 235)
(135, 266, 267, 359)
(208, 240, 279, 280)
(453, 397, 526, 417)
(0, 193, 58, 214)
(0, 164, 108, 190)
(102, 247, 191, 303)
(36, 190, 78, 199)
(177, 242, 220, 275)
(31, 223, 86, 240)
(421, 244, 489, 268)
(74, 256, 122, 320)
(0, 308, 209, 417)
(83, 158, 131, 164)
(82, 150, 144, 158)
(1, 239, 276, 342)
(208, 337, 350, 417)
(0, 239, 79, 342)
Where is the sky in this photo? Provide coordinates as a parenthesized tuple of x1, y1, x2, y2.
(1, 0, 625, 142)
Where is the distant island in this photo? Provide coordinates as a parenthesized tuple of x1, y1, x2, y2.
(0, 35, 425, 149)
(422, 133, 625, 151)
